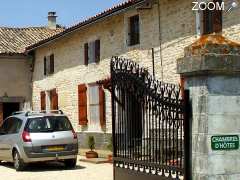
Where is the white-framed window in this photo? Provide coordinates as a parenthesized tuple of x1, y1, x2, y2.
(88, 85, 100, 131)
(84, 40, 100, 65)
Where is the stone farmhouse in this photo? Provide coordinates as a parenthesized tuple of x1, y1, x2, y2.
(0, 0, 239, 149)
(0, 14, 63, 124)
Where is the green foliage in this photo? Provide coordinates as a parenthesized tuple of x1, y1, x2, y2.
(107, 136, 113, 152)
(87, 136, 95, 151)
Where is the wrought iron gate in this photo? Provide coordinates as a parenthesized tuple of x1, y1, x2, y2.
(111, 57, 190, 180)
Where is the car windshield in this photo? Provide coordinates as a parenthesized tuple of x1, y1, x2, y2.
(26, 116, 73, 133)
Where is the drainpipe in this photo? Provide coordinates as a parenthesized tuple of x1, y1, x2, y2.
(157, 0, 164, 81)
(152, 48, 155, 78)
(27, 51, 35, 111)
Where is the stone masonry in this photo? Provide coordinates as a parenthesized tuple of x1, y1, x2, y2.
(0, 55, 32, 110)
(31, 0, 240, 149)
(32, 0, 197, 134)
(177, 35, 240, 179)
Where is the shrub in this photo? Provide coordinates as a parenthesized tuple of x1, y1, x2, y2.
(87, 136, 95, 151)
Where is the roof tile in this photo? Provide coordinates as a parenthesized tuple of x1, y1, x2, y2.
(0, 27, 63, 54)
(26, 0, 145, 51)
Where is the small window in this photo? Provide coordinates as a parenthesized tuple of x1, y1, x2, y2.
(88, 41, 96, 64)
(84, 40, 100, 65)
(44, 54, 54, 75)
(88, 84, 106, 130)
(88, 85, 100, 130)
(0, 118, 22, 134)
(200, 0, 222, 35)
(128, 15, 140, 46)
(8, 118, 22, 134)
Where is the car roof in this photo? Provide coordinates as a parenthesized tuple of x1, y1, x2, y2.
(9, 111, 66, 122)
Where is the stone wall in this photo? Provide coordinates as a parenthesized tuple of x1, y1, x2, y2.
(77, 132, 112, 150)
(0, 55, 32, 109)
(32, 0, 196, 135)
(185, 75, 240, 179)
(177, 32, 240, 179)
(31, 0, 240, 149)
(223, 3, 240, 42)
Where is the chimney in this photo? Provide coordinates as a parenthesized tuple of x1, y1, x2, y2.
(48, 12, 57, 29)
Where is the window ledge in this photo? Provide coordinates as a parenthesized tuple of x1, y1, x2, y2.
(126, 43, 140, 50)
(84, 130, 105, 133)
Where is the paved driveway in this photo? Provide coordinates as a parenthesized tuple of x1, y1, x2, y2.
(0, 157, 113, 180)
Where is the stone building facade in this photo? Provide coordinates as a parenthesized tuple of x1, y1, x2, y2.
(0, 55, 31, 124)
(25, 0, 240, 149)
(0, 25, 63, 124)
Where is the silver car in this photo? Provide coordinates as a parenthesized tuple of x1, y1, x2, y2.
(0, 111, 78, 171)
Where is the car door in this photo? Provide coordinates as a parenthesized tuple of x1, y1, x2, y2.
(0, 119, 11, 160)
(0, 121, 7, 160)
(4, 117, 23, 161)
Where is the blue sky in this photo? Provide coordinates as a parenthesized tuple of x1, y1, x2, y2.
(0, 0, 125, 28)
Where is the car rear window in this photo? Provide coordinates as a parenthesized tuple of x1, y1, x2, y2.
(25, 116, 73, 133)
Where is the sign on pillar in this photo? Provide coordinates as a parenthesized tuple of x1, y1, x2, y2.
(211, 135, 239, 151)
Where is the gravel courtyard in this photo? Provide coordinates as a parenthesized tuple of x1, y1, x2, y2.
(0, 156, 113, 180)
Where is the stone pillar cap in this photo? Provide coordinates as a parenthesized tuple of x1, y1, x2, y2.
(177, 35, 240, 76)
(185, 34, 240, 57)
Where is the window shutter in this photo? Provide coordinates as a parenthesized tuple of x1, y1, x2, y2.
(40, 91, 46, 111)
(78, 84, 88, 125)
(95, 39, 100, 63)
(99, 86, 106, 128)
(129, 15, 140, 45)
(202, 9, 213, 35)
(84, 43, 89, 65)
(44, 57, 47, 75)
(50, 54, 54, 74)
(213, 9, 222, 33)
(202, 1, 222, 35)
(50, 89, 58, 110)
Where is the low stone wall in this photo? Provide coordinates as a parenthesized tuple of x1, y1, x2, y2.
(77, 132, 112, 150)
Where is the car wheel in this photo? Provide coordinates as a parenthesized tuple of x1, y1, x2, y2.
(64, 158, 77, 169)
(13, 151, 25, 171)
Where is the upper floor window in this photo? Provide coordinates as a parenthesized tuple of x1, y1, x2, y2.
(200, 0, 222, 35)
(84, 40, 100, 65)
(44, 54, 54, 76)
(128, 15, 140, 46)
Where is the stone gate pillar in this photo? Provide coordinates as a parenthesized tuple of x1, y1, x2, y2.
(177, 35, 240, 179)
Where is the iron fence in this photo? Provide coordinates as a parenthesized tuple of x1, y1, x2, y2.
(111, 56, 189, 180)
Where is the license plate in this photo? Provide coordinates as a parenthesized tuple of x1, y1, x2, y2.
(47, 146, 64, 152)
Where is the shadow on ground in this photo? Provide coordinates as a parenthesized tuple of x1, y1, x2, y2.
(0, 161, 86, 172)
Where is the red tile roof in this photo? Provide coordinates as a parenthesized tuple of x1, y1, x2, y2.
(26, 0, 145, 52)
(0, 27, 63, 54)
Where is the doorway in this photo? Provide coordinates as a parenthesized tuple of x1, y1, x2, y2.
(3, 103, 20, 120)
